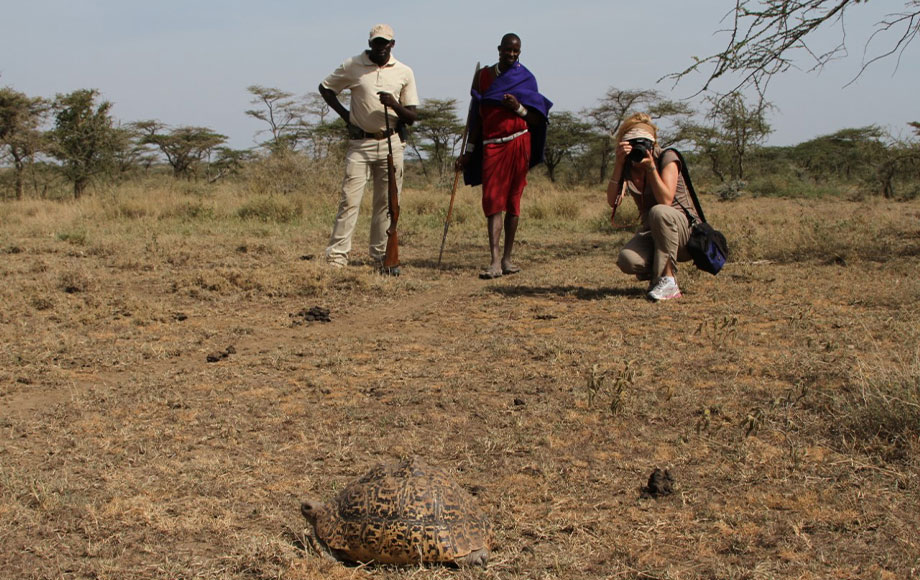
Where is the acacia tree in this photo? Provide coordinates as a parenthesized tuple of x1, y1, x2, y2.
(793, 126, 888, 180)
(245, 85, 307, 154)
(0, 87, 48, 199)
(207, 147, 253, 183)
(302, 91, 349, 161)
(543, 111, 592, 183)
(583, 88, 693, 183)
(875, 121, 920, 198)
(679, 122, 728, 182)
(670, 1, 920, 94)
(704, 93, 772, 181)
(136, 121, 227, 179)
(48, 89, 119, 198)
(107, 123, 160, 178)
(410, 98, 463, 180)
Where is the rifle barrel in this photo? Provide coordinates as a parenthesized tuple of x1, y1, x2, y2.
(382, 103, 400, 272)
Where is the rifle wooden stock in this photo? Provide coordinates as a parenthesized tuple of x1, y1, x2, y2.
(383, 151, 400, 269)
(382, 104, 400, 271)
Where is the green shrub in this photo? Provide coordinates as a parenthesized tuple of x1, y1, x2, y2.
(244, 153, 341, 197)
(746, 173, 861, 199)
(160, 201, 216, 221)
(552, 196, 581, 220)
(406, 194, 444, 216)
(236, 196, 302, 223)
(525, 201, 548, 221)
(716, 179, 745, 201)
(56, 227, 88, 245)
(104, 200, 150, 220)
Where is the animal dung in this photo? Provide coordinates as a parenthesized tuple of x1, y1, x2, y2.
(641, 468, 674, 499)
(290, 306, 331, 325)
(206, 345, 236, 363)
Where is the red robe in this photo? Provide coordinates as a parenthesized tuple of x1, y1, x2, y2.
(479, 66, 532, 217)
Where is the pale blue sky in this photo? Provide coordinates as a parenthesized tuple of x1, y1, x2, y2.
(2, 0, 917, 149)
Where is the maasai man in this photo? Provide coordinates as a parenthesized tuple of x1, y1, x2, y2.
(456, 33, 552, 279)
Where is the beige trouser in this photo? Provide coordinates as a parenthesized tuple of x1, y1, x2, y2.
(617, 204, 692, 282)
(325, 137, 405, 266)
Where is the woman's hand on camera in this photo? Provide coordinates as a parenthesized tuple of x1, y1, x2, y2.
(615, 141, 631, 165)
(502, 93, 521, 110)
(637, 148, 657, 174)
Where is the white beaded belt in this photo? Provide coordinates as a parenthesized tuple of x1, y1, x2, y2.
(482, 129, 529, 145)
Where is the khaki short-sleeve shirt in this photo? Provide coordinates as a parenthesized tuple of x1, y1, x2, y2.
(321, 52, 419, 133)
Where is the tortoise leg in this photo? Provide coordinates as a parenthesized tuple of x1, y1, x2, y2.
(454, 548, 489, 567)
(300, 500, 346, 564)
(301, 530, 338, 563)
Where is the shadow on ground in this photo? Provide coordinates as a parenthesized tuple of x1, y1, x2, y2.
(489, 285, 644, 300)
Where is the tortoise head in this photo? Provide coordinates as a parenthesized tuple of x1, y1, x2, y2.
(300, 499, 344, 563)
(300, 499, 325, 527)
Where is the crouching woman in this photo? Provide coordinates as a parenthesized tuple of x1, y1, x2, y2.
(607, 113, 698, 302)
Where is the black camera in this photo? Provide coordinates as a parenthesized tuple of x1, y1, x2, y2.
(627, 138, 653, 163)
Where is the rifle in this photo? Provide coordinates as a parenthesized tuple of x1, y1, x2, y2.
(437, 62, 480, 268)
(382, 102, 400, 276)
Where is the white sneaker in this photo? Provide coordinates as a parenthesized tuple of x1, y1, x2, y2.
(647, 276, 682, 301)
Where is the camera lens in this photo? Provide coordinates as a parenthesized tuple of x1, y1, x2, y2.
(627, 138, 652, 163)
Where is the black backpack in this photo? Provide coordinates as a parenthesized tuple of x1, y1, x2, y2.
(659, 148, 729, 275)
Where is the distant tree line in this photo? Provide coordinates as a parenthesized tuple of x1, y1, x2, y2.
(5, 1, 919, 200)
(2, 82, 919, 200)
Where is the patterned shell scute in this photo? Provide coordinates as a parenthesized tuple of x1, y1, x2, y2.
(318, 457, 492, 564)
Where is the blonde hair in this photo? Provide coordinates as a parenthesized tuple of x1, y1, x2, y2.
(614, 112, 658, 144)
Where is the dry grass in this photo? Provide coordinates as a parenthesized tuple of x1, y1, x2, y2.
(1, 177, 919, 579)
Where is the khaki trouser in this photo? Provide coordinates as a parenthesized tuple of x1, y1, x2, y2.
(325, 137, 405, 266)
(617, 204, 691, 282)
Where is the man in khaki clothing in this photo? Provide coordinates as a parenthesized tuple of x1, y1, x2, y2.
(319, 24, 419, 273)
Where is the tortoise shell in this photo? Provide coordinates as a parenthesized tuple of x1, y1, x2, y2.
(301, 457, 492, 566)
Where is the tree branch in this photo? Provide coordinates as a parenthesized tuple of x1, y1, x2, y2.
(665, 1, 920, 97)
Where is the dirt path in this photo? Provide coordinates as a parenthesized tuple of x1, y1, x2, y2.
(3, 260, 493, 415)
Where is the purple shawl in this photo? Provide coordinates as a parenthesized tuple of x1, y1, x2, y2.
(464, 62, 553, 187)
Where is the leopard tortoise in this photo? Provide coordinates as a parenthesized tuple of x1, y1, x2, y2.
(300, 456, 492, 567)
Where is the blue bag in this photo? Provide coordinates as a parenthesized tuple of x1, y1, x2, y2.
(661, 148, 729, 276)
(685, 216, 728, 275)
